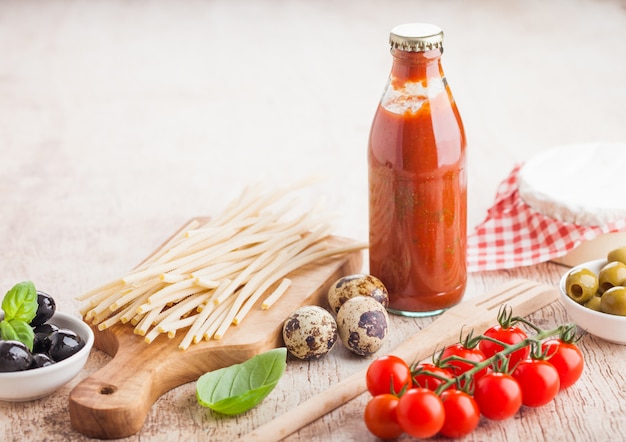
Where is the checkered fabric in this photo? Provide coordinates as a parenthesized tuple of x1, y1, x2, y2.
(467, 164, 626, 272)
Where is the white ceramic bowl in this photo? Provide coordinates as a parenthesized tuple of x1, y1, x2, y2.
(559, 259, 626, 345)
(0, 311, 94, 402)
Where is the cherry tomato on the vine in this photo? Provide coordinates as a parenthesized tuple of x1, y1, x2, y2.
(439, 389, 481, 438)
(479, 324, 530, 370)
(440, 343, 488, 387)
(366, 355, 412, 396)
(512, 358, 560, 407)
(363, 393, 404, 440)
(473, 372, 522, 420)
(541, 339, 584, 390)
(412, 363, 455, 391)
(396, 388, 445, 439)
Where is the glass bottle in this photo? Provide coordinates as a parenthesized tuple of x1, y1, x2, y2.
(368, 23, 467, 317)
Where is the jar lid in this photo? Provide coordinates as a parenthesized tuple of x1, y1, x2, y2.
(389, 23, 443, 52)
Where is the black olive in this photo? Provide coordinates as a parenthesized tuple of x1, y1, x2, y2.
(0, 340, 33, 372)
(46, 329, 84, 362)
(32, 323, 59, 354)
(31, 291, 56, 326)
(30, 353, 55, 369)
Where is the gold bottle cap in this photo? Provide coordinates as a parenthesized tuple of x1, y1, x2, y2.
(389, 23, 443, 52)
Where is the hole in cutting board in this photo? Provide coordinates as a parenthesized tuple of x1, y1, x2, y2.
(100, 385, 117, 395)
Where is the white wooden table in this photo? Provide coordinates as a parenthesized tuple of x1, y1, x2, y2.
(1, 0, 625, 440)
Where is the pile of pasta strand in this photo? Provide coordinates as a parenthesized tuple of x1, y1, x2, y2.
(77, 184, 367, 350)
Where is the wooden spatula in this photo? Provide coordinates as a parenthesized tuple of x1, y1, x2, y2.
(242, 278, 560, 441)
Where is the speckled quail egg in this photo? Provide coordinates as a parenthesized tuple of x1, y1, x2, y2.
(336, 296, 389, 356)
(327, 274, 389, 314)
(282, 306, 338, 360)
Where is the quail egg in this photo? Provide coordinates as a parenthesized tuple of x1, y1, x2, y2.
(327, 274, 389, 314)
(282, 306, 338, 360)
(336, 296, 389, 356)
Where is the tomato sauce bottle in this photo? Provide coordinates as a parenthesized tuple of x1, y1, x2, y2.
(368, 23, 467, 316)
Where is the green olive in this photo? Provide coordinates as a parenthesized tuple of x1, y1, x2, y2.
(565, 267, 599, 304)
(584, 295, 602, 312)
(598, 261, 626, 293)
(607, 246, 626, 265)
(600, 286, 626, 316)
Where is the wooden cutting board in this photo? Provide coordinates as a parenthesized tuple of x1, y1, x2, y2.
(68, 225, 364, 439)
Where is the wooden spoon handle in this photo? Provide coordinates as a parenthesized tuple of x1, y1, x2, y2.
(242, 279, 559, 441)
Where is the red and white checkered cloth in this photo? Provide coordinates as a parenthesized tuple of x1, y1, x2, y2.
(467, 164, 626, 272)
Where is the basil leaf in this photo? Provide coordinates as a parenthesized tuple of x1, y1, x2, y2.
(1, 281, 38, 323)
(196, 347, 287, 416)
(0, 319, 35, 351)
(0, 320, 18, 341)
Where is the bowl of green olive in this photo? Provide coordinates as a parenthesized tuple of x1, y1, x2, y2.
(559, 247, 626, 345)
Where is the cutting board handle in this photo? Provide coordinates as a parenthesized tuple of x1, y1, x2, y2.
(69, 332, 181, 439)
(69, 325, 279, 439)
(68, 323, 226, 439)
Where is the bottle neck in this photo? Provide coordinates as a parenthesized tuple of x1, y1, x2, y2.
(389, 47, 444, 88)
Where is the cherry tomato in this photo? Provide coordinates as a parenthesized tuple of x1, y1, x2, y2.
(479, 324, 530, 370)
(363, 394, 404, 439)
(396, 388, 445, 439)
(473, 372, 522, 420)
(440, 343, 488, 387)
(512, 358, 560, 407)
(412, 363, 455, 391)
(541, 339, 584, 390)
(366, 355, 412, 396)
(439, 389, 480, 438)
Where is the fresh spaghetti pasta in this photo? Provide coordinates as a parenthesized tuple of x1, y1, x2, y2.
(77, 182, 367, 350)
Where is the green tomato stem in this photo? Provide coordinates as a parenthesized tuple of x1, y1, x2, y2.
(433, 322, 577, 395)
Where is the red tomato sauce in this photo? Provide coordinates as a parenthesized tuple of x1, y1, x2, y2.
(368, 49, 467, 314)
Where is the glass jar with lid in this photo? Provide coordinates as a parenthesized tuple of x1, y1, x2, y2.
(368, 23, 467, 316)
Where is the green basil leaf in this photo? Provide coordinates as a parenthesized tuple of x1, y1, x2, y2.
(1, 281, 38, 323)
(196, 347, 287, 416)
(8, 319, 35, 351)
(0, 319, 35, 351)
(0, 320, 19, 341)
